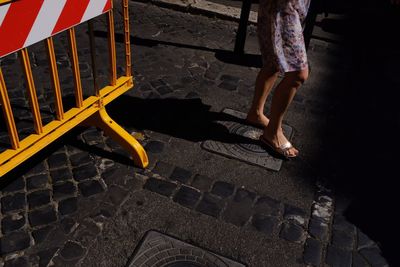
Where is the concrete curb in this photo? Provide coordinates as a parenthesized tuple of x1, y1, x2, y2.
(131, 0, 258, 24)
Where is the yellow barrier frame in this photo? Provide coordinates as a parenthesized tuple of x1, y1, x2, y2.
(0, 0, 148, 177)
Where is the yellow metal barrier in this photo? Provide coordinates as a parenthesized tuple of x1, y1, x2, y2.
(0, 0, 148, 177)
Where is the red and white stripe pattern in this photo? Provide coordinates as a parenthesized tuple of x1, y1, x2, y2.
(0, 0, 111, 58)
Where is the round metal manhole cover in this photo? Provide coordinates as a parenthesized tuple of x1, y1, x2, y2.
(229, 124, 264, 154)
(127, 231, 246, 267)
(201, 108, 293, 172)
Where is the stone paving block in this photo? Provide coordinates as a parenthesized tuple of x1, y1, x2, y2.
(38, 247, 59, 267)
(254, 196, 282, 216)
(326, 245, 352, 267)
(352, 252, 369, 267)
(50, 167, 73, 184)
(1, 177, 25, 194)
(32, 225, 54, 244)
(145, 140, 165, 154)
(26, 174, 48, 190)
(47, 153, 68, 170)
(58, 197, 78, 216)
(210, 181, 235, 198)
(169, 166, 192, 183)
(173, 185, 201, 209)
(82, 130, 103, 145)
(284, 204, 308, 227)
(357, 229, 377, 250)
(279, 222, 306, 243)
(0, 231, 31, 255)
(303, 238, 322, 266)
(331, 229, 355, 251)
(69, 152, 93, 167)
(73, 164, 98, 182)
(59, 241, 86, 261)
(26, 162, 47, 176)
(4, 256, 29, 267)
(333, 215, 356, 236)
(1, 212, 26, 234)
(1, 193, 26, 213)
(152, 161, 174, 177)
(308, 218, 329, 241)
(53, 182, 77, 200)
(27, 190, 51, 209)
(251, 214, 278, 237)
(196, 193, 224, 218)
(359, 248, 388, 267)
(28, 205, 58, 227)
(144, 178, 177, 197)
(234, 188, 256, 204)
(78, 180, 105, 197)
(191, 174, 213, 191)
(60, 217, 78, 234)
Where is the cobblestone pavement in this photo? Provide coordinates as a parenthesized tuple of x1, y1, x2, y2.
(0, 1, 393, 267)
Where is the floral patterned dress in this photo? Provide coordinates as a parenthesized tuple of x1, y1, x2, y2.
(257, 0, 311, 73)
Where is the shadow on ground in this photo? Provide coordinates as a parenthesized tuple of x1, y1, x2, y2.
(313, 2, 400, 265)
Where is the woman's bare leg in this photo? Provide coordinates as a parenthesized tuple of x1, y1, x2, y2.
(246, 67, 279, 128)
(263, 68, 309, 157)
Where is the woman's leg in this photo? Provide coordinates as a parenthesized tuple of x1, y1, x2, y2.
(246, 67, 279, 127)
(263, 68, 309, 157)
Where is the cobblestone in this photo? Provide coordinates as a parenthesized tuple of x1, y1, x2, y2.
(50, 167, 73, 184)
(359, 248, 388, 267)
(254, 196, 282, 217)
(251, 214, 278, 237)
(326, 245, 352, 267)
(25, 174, 49, 190)
(173, 185, 201, 209)
(144, 178, 177, 197)
(78, 180, 105, 197)
(27, 190, 51, 209)
(28, 205, 58, 227)
(169, 166, 192, 183)
(1, 193, 26, 213)
(279, 222, 306, 243)
(1, 212, 26, 234)
(59, 241, 86, 260)
(152, 161, 175, 178)
(1, 177, 25, 194)
(331, 229, 355, 251)
(73, 164, 98, 182)
(32, 225, 53, 244)
(47, 153, 68, 170)
(0, 231, 31, 255)
(196, 193, 224, 218)
(190, 174, 213, 191)
(4, 256, 29, 267)
(303, 238, 323, 266)
(210, 181, 234, 198)
(58, 197, 78, 216)
(53, 182, 76, 200)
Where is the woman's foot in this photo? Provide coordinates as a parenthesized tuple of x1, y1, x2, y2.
(261, 128, 298, 158)
(245, 112, 270, 129)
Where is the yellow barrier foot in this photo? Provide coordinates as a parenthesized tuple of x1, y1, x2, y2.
(82, 107, 149, 168)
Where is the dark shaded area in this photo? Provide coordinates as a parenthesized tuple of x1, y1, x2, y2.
(316, 1, 400, 264)
(94, 31, 263, 68)
(107, 95, 257, 146)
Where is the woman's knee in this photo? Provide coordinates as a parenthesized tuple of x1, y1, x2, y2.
(285, 68, 309, 87)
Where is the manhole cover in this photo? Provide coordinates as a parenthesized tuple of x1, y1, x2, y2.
(201, 108, 293, 171)
(127, 231, 246, 267)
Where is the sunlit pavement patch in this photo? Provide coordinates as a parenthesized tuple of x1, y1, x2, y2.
(127, 230, 246, 267)
(202, 108, 293, 171)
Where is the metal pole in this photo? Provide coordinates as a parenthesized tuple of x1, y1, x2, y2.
(234, 0, 252, 54)
(304, 0, 318, 50)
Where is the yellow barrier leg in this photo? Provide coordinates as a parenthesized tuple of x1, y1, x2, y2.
(82, 108, 148, 168)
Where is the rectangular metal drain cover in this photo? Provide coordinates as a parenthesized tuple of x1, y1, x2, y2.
(201, 108, 293, 171)
(127, 230, 246, 267)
